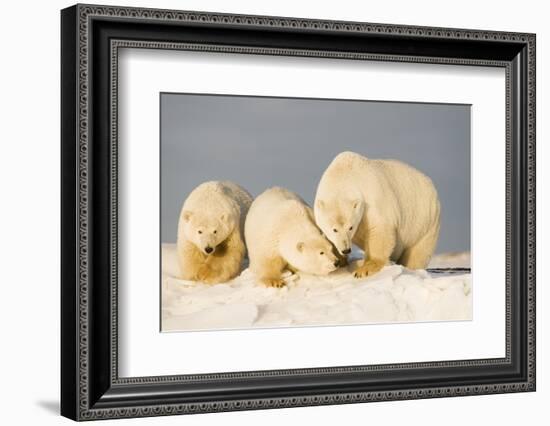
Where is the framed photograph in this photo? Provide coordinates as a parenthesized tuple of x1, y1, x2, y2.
(61, 4, 536, 421)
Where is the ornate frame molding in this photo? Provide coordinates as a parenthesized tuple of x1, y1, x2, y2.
(61, 4, 535, 421)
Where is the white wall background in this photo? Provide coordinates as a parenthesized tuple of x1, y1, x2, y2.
(0, 0, 546, 424)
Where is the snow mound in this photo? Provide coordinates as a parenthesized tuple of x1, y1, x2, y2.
(161, 244, 471, 332)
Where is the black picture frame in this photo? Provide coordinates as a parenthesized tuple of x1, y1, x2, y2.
(61, 3, 536, 421)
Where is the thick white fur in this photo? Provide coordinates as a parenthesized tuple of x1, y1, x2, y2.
(245, 187, 338, 288)
(177, 181, 252, 284)
(314, 151, 440, 277)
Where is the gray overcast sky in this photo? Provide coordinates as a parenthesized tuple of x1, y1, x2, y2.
(161, 93, 470, 253)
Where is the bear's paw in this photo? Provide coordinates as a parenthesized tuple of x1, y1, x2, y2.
(261, 277, 286, 288)
(196, 264, 218, 284)
(354, 259, 385, 278)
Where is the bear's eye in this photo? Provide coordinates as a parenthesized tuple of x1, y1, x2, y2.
(213, 230, 217, 234)
(333, 228, 338, 233)
(349, 226, 353, 231)
(320, 251, 324, 255)
(198, 230, 202, 234)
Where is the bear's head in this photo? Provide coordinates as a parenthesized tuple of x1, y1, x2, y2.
(180, 209, 236, 255)
(314, 197, 364, 255)
(280, 231, 339, 276)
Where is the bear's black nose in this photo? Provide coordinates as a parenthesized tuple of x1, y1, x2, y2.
(342, 248, 351, 255)
(205, 247, 213, 254)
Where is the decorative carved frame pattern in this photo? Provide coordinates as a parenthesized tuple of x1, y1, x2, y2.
(61, 3, 536, 421)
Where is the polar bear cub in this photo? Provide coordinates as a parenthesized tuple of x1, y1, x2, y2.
(245, 187, 339, 288)
(177, 181, 253, 284)
(314, 151, 440, 277)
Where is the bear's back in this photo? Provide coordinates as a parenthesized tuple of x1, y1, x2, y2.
(371, 159, 440, 239)
(217, 181, 253, 231)
(185, 180, 250, 210)
(321, 151, 370, 185)
(321, 152, 437, 203)
(316, 151, 373, 203)
(248, 187, 307, 223)
(245, 187, 314, 248)
(183, 181, 253, 237)
(371, 159, 438, 205)
(183, 181, 223, 208)
(218, 181, 253, 211)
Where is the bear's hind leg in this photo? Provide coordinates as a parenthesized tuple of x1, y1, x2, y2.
(399, 223, 440, 270)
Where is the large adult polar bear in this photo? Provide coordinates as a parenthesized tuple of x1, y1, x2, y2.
(177, 181, 252, 284)
(314, 151, 440, 278)
(245, 187, 339, 288)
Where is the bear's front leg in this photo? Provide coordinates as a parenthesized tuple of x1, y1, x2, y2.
(196, 263, 219, 284)
(201, 238, 245, 284)
(191, 233, 246, 284)
(261, 277, 286, 288)
(354, 259, 385, 278)
(254, 256, 286, 288)
(354, 224, 395, 278)
(177, 240, 207, 281)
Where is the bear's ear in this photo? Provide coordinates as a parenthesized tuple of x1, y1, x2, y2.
(182, 210, 193, 222)
(315, 200, 325, 210)
(296, 242, 305, 252)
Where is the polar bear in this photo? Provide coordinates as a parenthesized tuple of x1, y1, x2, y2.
(177, 181, 253, 284)
(245, 187, 339, 288)
(314, 151, 440, 278)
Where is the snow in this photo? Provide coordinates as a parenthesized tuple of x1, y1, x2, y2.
(161, 244, 472, 332)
